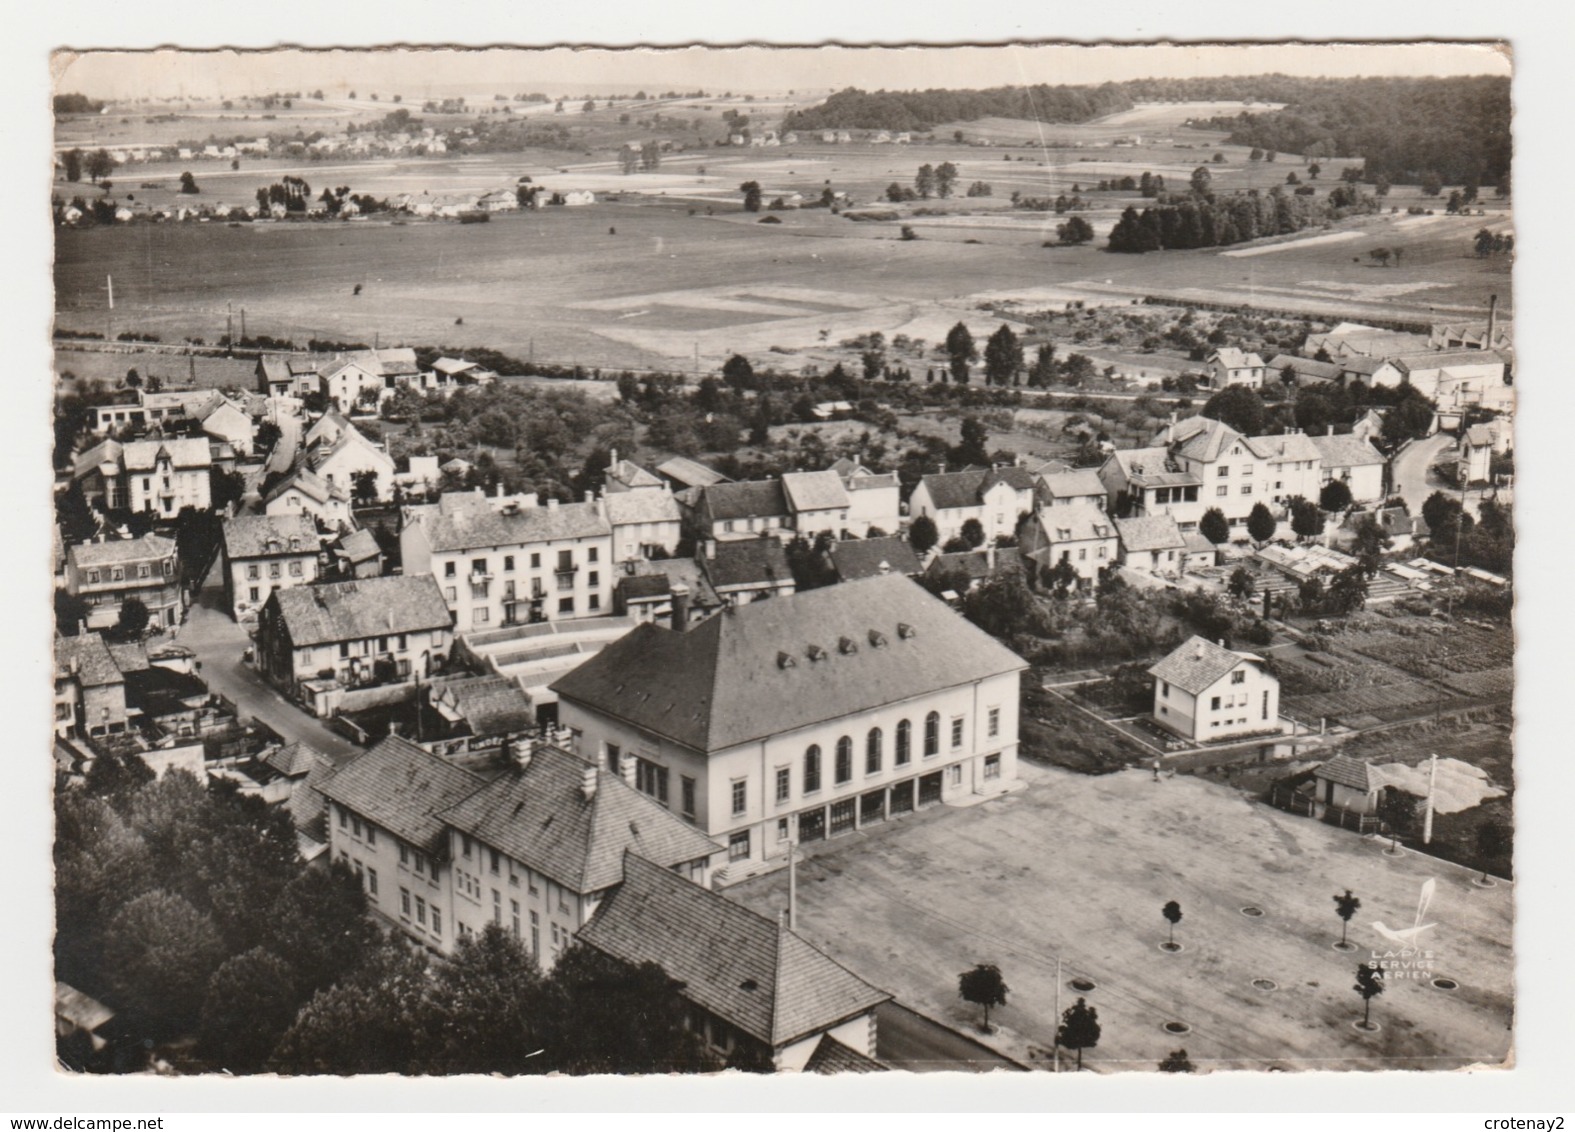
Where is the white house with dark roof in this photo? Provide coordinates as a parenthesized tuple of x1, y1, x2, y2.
(827, 537, 922, 583)
(698, 535, 796, 606)
(1311, 753, 1384, 818)
(263, 465, 354, 530)
(72, 438, 212, 516)
(1310, 432, 1388, 504)
(552, 574, 1028, 876)
(303, 416, 396, 503)
(1034, 467, 1107, 512)
(1207, 347, 1266, 388)
(1114, 514, 1187, 577)
(222, 513, 322, 621)
(317, 348, 431, 413)
(66, 535, 183, 630)
(579, 853, 890, 1071)
(400, 490, 614, 630)
(908, 466, 1036, 547)
(603, 450, 664, 494)
(1019, 504, 1117, 588)
(603, 488, 683, 565)
(1148, 635, 1280, 743)
(54, 632, 129, 738)
(781, 470, 852, 539)
(690, 480, 792, 543)
(834, 459, 901, 537)
(1097, 448, 1204, 529)
(1151, 417, 1323, 523)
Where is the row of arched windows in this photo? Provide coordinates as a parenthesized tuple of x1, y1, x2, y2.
(802, 711, 941, 795)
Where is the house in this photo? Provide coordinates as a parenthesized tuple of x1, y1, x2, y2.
(1311, 754, 1383, 818)
(1338, 355, 1406, 389)
(656, 456, 731, 492)
(1392, 351, 1507, 401)
(578, 853, 890, 1071)
(1180, 530, 1218, 573)
(1303, 323, 1430, 360)
(603, 450, 664, 494)
(1148, 635, 1281, 743)
(263, 465, 354, 531)
(833, 458, 901, 537)
(317, 348, 431, 413)
(1018, 504, 1117, 589)
(612, 562, 720, 627)
(1098, 448, 1203, 529)
(303, 416, 396, 503)
(699, 536, 796, 606)
(923, 546, 1021, 595)
(65, 535, 183, 630)
(255, 574, 454, 710)
(1350, 409, 1388, 445)
(474, 190, 519, 213)
(1310, 432, 1388, 504)
(1207, 348, 1266, 388)
(1114, 515, 1187, 578)
(73, 438, 212, 516)
(429, 357, 500, 393)
(1267, 354, 1341, 387)
(603, 489, 683, 565)
(193, 394, 257, 456)
(690, 480, 792, 542)
(261, 741, 337, 860)
(1151, 417, 1323, 522)
(395, 454, 442, 498)
(334, 527, 384, 578)
(908, 466, 1036, 547)
(400, 490, 614, 631)
(827, 537, 923, 583)
(781, 470, 852, 539)
(320, 736, 719, 964)
(222, 514, 322, 621)
(1034, 467, 1107, 512)
(554, 575, 1027, 875)
(1431, 319, 1514, 354)
(1458, 422, 1506, 485)
(54, 632, 128, 738)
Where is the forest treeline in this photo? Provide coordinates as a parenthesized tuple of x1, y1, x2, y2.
(783, 75, 1510, 187)
(1107, 184, 1382, 252)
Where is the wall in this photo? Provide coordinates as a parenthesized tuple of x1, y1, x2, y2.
(1152, 682, 1198, 741)
(329, 802, 450, 952)
(776, 1010, 879, 1071)
(427, 535, 614, 632)
(1194, 663, 1280, 741)
(448, 829, 593, 972)
(228, 552, 318, 620)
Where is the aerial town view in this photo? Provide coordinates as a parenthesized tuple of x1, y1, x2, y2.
(47, 43, 1514, 1078)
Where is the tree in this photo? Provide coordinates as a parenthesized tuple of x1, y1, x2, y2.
(952, 415, 990, 468)
(1319, 479, 1353, 512)
(1475, 819, 1511, 883)
(1249, 147, 1264, 163)
(908, 514, 939, 555)
(1201, 385, 1267, 436)
(547, 944, 717, 1074)
(958, 963, 1008, 1032)
(271, 939, 433, 1074)
(86, 148, 116, 183)
(1159, 1048, 1195, 1073)
(63, 148, 83, 182)
(721, 353, 755, 393)
(1029, 343, 1057, 386)
(945, 322, 977, 384)
(1199, 507, 1231, 546)
(1190, 166, 1212, 195)
(1290, 496, 1325, 542)
(640, 140, 661, 172)
(1308, 162, 1321, 180)
(179, 171, 200, 194)
(352, 468, 380, 505)
(1227, 566, 1256, 600)
(959, 518, 986, 550)
(113, 596, 150, 641)
(55, 586, 92, 636)
(1420, 171, 1443, 197)
(254, 419, 282, 455)
(1246, 502, 1277, 546)
(914, 163, 935, 199)
(1162, 900, 1183, 947)
(1369, 247, 1392, 269)
(1333, 889, 1361, 948)
(1351, 514, 1391, 574)
(1057, 996, 1101, 1070)
(1354, 962, 1385, 1030)
(265, 862, 380, 998)
(983, 324, 1023, 386)
(1377, 787, 1417, 852)
(1326, 563, 1369, 614)
(104, 889, 228, 1037)
(935, 161, 959, 199)
(422, 924, 550, 1075)
(739, 180, 762, 212)
(1056, 216, 1094, 245)
(198, 947, 300, 1073)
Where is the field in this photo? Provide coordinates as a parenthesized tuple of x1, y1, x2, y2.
(56, 98, 1512, 375)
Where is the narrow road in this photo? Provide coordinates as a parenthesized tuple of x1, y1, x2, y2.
(175, 560, 362, 764)
(1391, 432, 1480, 518)
(875, 1002, 1027, 1072)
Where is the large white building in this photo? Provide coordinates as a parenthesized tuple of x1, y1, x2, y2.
(1148, 635, 1281, 743)
(401, 490, 614, 631)
(552, 575, 1028, 877)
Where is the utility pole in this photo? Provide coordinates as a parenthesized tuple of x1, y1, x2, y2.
(787, 837, 797, 931)
(226, 300, 234, 349)
(105, 274, 114, 341)
(1422, 753, 1438, 844)
(240, 307, 246, 341)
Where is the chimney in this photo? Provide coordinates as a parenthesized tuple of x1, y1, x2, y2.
(1194, 642, 1205, 660)
(609, 446, 619, 472)
(515, 742, 533, 770)
(1485, 294, 1497, 351)
(704, 539, 716, 561)
(580, 763, 598, 802)
(547, 497, 559, 512)
(1327, 424, 1335, 436)
(670, 583, 691, 631)
(495, 481, 504, 499)
(620, 756, 637, 787)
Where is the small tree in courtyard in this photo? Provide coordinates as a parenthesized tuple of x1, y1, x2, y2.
(1227, 566, 1256, 600)
(1057, 996, 1100, 1070)
(1159, 1048, 1195, 1073)
(958, 963, 1008, 1033)
(113, 596, 150, 641)
(1319, 479, 1353, 512)
(1333, 889, 1361, 949)
(1246, 502, 1277, 546)
(1162, 900, 1183, 948)
(1199, 507, 1230, 546)
(1377, 787, 1417, 853)
(1353, 962, 1384, 1030)
(959, 517, 986, 550)
(908, 514, 939, 556)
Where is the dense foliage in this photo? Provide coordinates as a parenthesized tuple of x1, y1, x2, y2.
(1107, 185, 1381, 253)
(782, 84, 1134, 133)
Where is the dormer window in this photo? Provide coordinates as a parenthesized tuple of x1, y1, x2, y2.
(777, 651, 796, 669)
(806, 644, 827, 662)
(897, 623, 916, 640)
(868, 630, 887, 649)
(838, 636, 858, 655)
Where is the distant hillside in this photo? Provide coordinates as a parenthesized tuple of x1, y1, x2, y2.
(781, 84, 1134, 133)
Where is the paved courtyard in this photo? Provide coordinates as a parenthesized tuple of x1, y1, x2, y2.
(728, 762, 1513, 1073)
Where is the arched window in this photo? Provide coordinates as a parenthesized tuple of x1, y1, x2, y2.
(866, 728, 883, 775)
(804, 744, 821, 793)
(834, 736, 853, 785)
(924, 711, 940, 757)
(895, 719, 912, 766)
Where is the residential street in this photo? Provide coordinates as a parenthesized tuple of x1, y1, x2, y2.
(1392, 432, 1480, 519)
(175, 558, 362, 764)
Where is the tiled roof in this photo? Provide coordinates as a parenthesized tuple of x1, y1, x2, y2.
(1032, 503, 1115, 545)
(828, 537, 922, 581)
(630, 557, 720, 608)
(263, 740, 329, 778)
(603, 490, 682, 528)
(1211, 347, 1264, 369)
(552, 574, 1027, 752)
(1393, 350, 1505, 372)
(578, 853, 890, 1047)
(69, 534, 176, 568)
(270, 575, 453, 646)
(1317, 753, 1376, 792)
(1464, 423, 1497, 448)
(318, 735, 485, 855)
(1148, 635, 1263, 696)
(656, 456, 730, 488)
(223, 514, 319, 560)
(705, 538, 792, 590)
(1115, 514, 1186, 553)
(1181, 530, 1217, 555)
(55, 633, 123, 687)
(1038, 468, 1106, 500)
(926, 548, 1022, 581)
(106, 641, 150, 674)
(1268, 354, 1341, 382)
(337, 528, 382, 563)
(437, 745, 719, 894)
(607, 459, 663, 490)
(321, 347, 422, 378)
(781, 470, 851, 513)
(306, 429, 395, 476)
(617, 574, 672, 600)
(918, 469, 988, 511)
(121, 438, 212, 471)
(285, 749, 336, 843)
(805, 1034, 887, 1073)
(1245, 432, 1323, 464)
(845, 472, 899, 492)
(699, 480, 790, 523)
(408, 492, 610, 553)
(1110, 447, 1179, 481)
(1171, 418, 1244, 463)
(264, 465, 348, 507)
(982, 466, 1038, 494)
(433, 356, 495, 377)
(427, 673, 534, 736)
(1310, 434, 1386, 469)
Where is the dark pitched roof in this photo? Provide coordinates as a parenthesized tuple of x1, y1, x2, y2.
(781, 470, 851, 513)
(578, 854, 890, 1047)
(918, 469, 988, 511)
(1317, 753, 1376, 792)
(828, 537, 923, 582)
(1116, 514, 1186, 554)
(805, 1034, 888, 1073)
(336, 528, 382, 564)
(270, 575, 453, 647)
(223, 514, 320, 560)
(319, 735, 485, 855)
(925, 547, 1022, 582)
(55, 633, 123, 688)
(427, 674, 534, 736)
(436, 746, 719, 894)
(263, 740, 328, 778)
(700, 480, 790, 523)
(69, 534, 176, 569)
(705, 537, 792, 590)
(1310, 434, 1386, 469)
(1148, 635, 1264, 696)
(408, 491, 610, 552)
(656, 456, 730, 489)
(617, 574, 673, 601)
(552, 575, 1027, 752)
(982, 466, 1037, 493)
